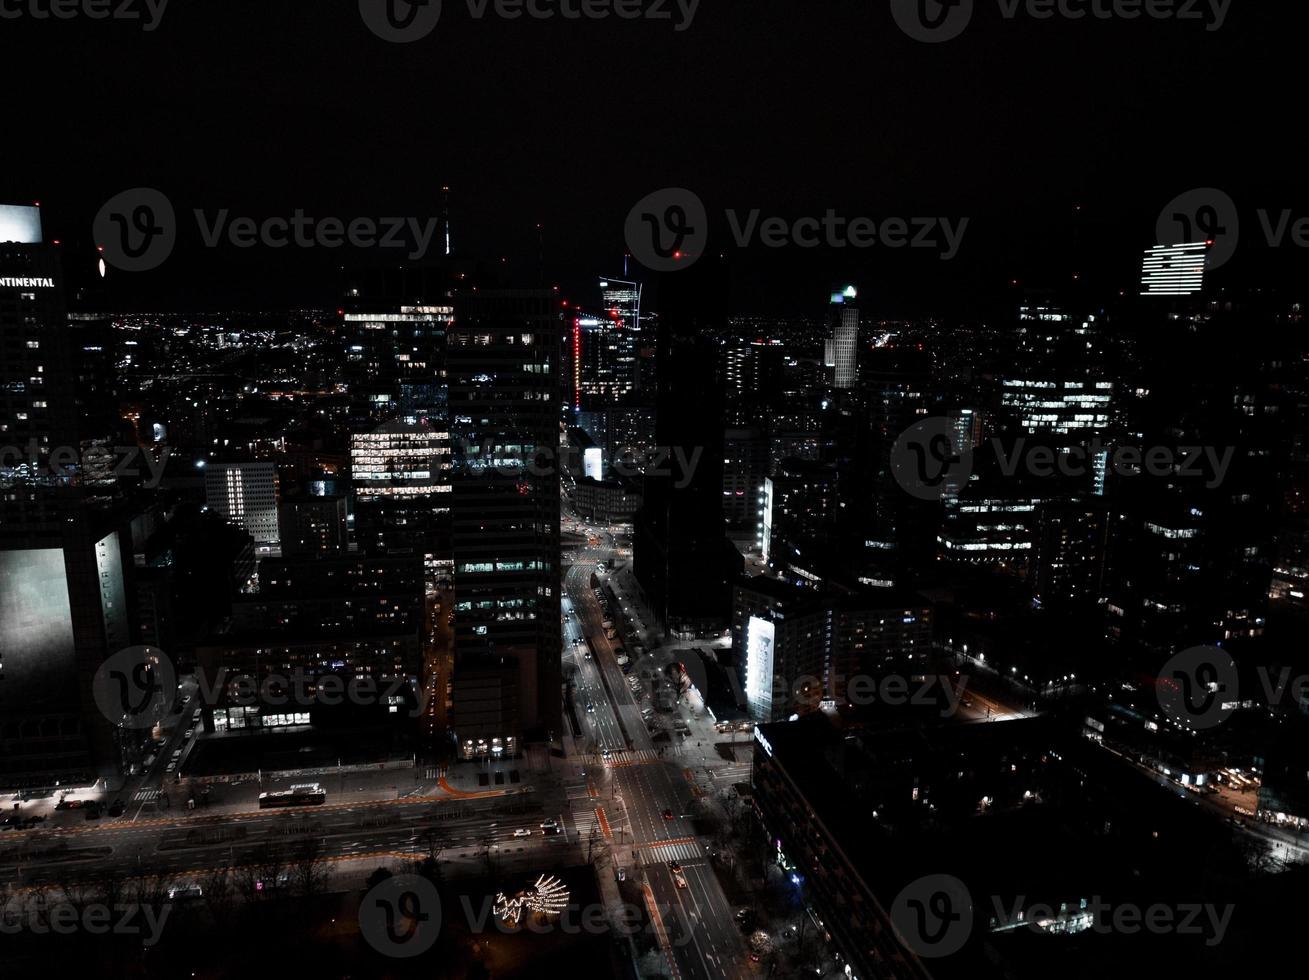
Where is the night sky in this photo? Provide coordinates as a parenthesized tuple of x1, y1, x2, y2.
(4, 1, 1304, 314)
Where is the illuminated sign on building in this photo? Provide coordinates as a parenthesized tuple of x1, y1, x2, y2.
(583, 447, 603, 481)
(745, 615, 776, 721)
(0, 277, 55, 288)
(754, 727, 774, 757)
(1140, 242, 1208, 296)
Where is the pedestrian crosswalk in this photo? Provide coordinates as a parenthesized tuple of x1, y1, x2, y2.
(608, 749, 660, 768)
(133, 789, 161, 803)
(638, 837, 703, 864)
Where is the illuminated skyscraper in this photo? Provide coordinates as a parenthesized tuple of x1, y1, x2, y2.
(204, 461, 280, 552)
(447, 289, 562, 757)
(829, 286, 859, 389)
(350, 420, 452, 585)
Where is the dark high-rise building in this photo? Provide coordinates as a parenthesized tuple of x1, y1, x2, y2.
(447, 289, 562, 758)
(0, 204, 129, 787)
(634, 259, 743, 635)
(1032, 497, 1108, 609)
(278, 494, 349, 558)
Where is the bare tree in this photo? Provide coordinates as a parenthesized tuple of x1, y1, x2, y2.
(289, 837, 329, 899)
(234, 842, 286, 905)
(198, 863, 237, 925)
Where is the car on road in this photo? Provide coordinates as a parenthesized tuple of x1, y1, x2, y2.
(166, 762, 177, 772)
(513, 828, 532, 838)
(586, 702, 595, 712)
(185, 729, 195, 739)
(669, 861, 688, 889)
(601, 749, 612, 760)
(540, 818, 560, 835)
(662, 808, 674, 820)
(617, 867, 626, 881)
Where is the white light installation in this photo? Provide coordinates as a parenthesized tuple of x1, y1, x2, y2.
(493, 874, 570, 925)
(1140, 242, 1208, 296)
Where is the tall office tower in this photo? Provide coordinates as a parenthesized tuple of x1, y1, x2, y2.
(828, 286, 859, 389)
(204, 461, 280, 551)
(862, 345, 935, 585)
(1001, 379, 1114, 437)
(633, 258, 743, 634)
(278, 494, 348, 558)
(1102, 306, 1282, 664)
(0, 204, 129, 787)
(567, 278, 643, 413)
(446, 290, 561, 758)
(732, 576, 933, 723)
(1032, 497, 1108, 608)
(600, 276, 641, 390)
(341, 305, 453, 428)
(723, 427, 770, 554)
(350, 420, 452, 586)
(198, 553, 424, 733)
(723, 337, 785, 426)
